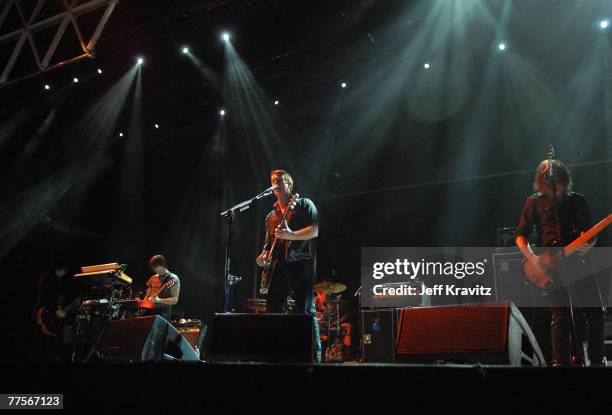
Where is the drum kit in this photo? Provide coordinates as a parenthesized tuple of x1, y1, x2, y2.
(314, 281, 352, 363)
(242, 279, 352, 363)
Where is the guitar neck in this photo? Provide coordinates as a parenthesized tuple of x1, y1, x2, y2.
(564, 213, 612, 256)
(268, 195, 295, 258)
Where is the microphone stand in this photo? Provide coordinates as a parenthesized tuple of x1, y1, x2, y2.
(220, 189, 275, 314)
(548, 156, 580, 365)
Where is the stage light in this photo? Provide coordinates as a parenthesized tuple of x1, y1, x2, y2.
(341, 82, 347, 88)
(424, 63, 430, 69)
(600, 20, 609, 29)
(44, 84, 50, 90)
(73, 77, 79, 83)
(97, 68, 103, 74)
(274, 100, 279, 106)
(119, 132, 124, 137)
(498, 43, 506, 51)
(154, 123, 159, 129)
(137, 57, 144, 65)
(182, 47, 189, 54)
(219, 109, 226, 117)
(221, 32, 230, 42)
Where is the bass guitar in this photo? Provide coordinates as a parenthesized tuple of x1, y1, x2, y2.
(35, 300, 78, 337)
(523, 213, 612, 289)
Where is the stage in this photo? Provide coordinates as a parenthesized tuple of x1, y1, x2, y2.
(3, 1, 612, 412)
(3, 361, 612, 412)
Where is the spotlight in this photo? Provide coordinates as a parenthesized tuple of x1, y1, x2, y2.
(274, 100, 279, 106)
(219, 109, 226, 117)
(182, 47, 189, 54)
(424, 63, 430, 69)
(44, 84, 50, 90)
(221, 32, 230, 42)
(154, 123, 159, 129)
(119, 132, 124, 137)
(600, 20, 610, 29)
(73, 77, 79, 83)
(498, 43, 506, 51)
(97, 68, 102, 74)
(137, 57, 144, 65)
(341, 82, 347, 88)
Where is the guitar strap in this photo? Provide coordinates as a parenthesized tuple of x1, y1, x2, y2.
(159, 273, 172, 297)
(284, 207, 295, 261)
(569, 192, 579, 239)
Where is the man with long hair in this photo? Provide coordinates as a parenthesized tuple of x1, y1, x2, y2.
(515, 159, 604, 366)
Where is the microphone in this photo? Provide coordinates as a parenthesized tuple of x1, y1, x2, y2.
(260, 184, 279, 194)
(545, 144, 555, 185)
(549, 153, 554, 180)
(547, 144, 554, 179)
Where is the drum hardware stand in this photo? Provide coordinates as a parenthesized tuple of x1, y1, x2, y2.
(228, 274, 242, 286)
(220, 187, 275, 313)
(81, 301, 117, 363)
(73, 282, 122, 362)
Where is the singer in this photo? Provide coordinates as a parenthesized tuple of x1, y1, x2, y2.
(515, 158, 604, 366)
(255, 169, 322, 362)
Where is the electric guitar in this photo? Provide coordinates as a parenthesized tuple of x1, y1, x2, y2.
(35, 300, 78, 337)
(523, 213, 612, 289)
(138, 277, 176, 310)
(260, 193, 299, 295)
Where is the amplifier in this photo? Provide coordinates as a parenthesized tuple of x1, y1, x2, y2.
(361, 309, 397, 363)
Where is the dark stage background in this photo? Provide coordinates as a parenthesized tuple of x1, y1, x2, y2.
(1, 0, 611, 359)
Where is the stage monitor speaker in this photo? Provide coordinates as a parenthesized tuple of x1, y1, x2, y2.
(207, 313, 314, 363)
(97, 316, 199, 362)
(361, 309, 396, 363)
(395, 300, 545, 366)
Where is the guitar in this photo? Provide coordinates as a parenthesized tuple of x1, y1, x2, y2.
(523, 213, 612, 289)
(138, 277, 176, 310)
(260, 193, 299, 295)
(35, 301, 78, 337)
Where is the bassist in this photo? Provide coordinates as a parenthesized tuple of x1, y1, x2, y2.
(256, 170, 322, 362)
(29, 260, 81, 361)
(515, 158, 605, 366)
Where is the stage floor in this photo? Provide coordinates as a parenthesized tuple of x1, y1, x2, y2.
(2, 361, 612, 413)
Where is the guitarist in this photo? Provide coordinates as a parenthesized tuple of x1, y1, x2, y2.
(142, 255, 181, 320)
(515, 158, 605, 366)
(29, 260, 81, 361)
(256, 169, 322, 362)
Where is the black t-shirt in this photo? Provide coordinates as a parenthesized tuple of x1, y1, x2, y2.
(146, 272, 180, 303)
(264, 197, 319, 263)
(516, 192, 591, 247)
(32, 272, 80, 318)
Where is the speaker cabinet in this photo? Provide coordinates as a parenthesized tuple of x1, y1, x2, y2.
(395, 300, 545, 366)
(208, 313, 314, 363)
(361, 309, 396, 363)
(97, 316, 199, 362)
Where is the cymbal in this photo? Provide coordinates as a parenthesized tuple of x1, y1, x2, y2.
(314, 281, 347, 294)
